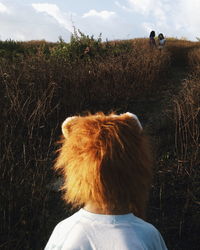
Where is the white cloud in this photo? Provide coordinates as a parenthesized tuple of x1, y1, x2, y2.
(82, 9, 116, 20)
(115, 0, 168, 31)
(128, 0, 153, 14)
(0, 2, 71, 42)
(175, 0, 200, 39)
(116, 0, 156, 14)
(115, 1, 133, 12)
(142, 22, 155, 34)
(0, 2, 10, 14)
(80, 9, 126, 40)
(123, 0, 167, 21)
(32, 3, 74, 33)
(115, 0, 200, 40)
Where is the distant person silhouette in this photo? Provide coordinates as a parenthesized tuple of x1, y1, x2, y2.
(149, 30, 156, 48)
(158, 33, 166, 50)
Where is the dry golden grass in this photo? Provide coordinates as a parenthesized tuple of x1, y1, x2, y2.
(174, 71, 200, 171)
(0, 38, 200, 249)
(188, 47, 200, 69)
(173, 45, 200, 170)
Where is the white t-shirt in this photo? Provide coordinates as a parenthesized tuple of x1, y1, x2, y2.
(45, 209, 168, 250)
(158, 39, 166, 46)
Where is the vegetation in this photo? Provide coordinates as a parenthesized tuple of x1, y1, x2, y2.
(0, 34, 200, 249)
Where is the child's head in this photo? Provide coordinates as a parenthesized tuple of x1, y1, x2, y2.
(158, 33, 164, 40)
(150, 31, 155, 38)
(55, 112, 153, 218)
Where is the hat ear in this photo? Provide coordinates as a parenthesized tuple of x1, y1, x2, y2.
(121, 112, 143, 130)
(61, 116, 77, 138)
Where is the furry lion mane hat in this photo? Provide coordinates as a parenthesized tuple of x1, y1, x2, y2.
(54, 112, 153, 218)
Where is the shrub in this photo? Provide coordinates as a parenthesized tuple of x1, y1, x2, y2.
(50, 30, 103, 62)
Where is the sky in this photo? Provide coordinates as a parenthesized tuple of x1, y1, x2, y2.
(0, 0, 200, 42)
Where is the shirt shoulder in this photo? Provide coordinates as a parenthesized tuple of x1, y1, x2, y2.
(130, 216, 168, 250)
(45, 211, 93, 250)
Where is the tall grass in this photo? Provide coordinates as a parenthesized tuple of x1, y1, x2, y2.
(166, 39, 199, 66)
(173, 70, 200, 240)
(0, 37, 171, 249)
(188, 47, 200, 69)
(1, 36, 200, 249)
(174, 46, 200, 170)
(164, 45, 200, 249)
(0, 56, 60, 249)
(174, 73, 200, 170)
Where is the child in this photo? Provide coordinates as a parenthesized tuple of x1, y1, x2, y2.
(149, 30, 156, 48)
(158, 33, 166, 50)
(45, 112, 168, 250)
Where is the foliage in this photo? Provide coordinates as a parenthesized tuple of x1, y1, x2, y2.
(0, 39, 25, 59)
(50, 30, 103, 62)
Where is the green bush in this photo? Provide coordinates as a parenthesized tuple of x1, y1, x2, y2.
(51, 30, 104, 62)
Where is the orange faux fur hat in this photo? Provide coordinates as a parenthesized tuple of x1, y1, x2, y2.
(54, 112, 153, 218)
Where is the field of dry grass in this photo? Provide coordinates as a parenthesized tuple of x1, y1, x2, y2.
(0, 37, 200, 249)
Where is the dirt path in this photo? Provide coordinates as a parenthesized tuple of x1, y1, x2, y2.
(127, 49, 191, 158)
(129, 65, 188, 125)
